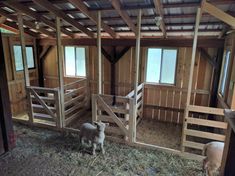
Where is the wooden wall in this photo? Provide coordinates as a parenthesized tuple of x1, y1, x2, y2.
(3, 34, 38, 116)
(217, 32, 235, 109)
(43, 45, 217, 124)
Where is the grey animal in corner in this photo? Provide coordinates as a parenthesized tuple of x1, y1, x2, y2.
(79, 121, 108, 155)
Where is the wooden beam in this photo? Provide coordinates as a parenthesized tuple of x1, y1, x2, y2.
(56, 17, 64, 128)
(97, 11, 102, 94)
(133, 9, 142, 143)
(4, 1, 73, 38)
(67, 0, 117, 38)
(181, 8, 202, 152)
(17, 13, 30, 87)
(202, 1, 235, 28)
(0, 16, 6, 24)
(200, 48, 217, 68)
(32, 0, 94, 38)
(39, 38, 224, 48)
(153, 0, 167, 38)
(0, 9, 54, 37)
(110, 0, 137, 35)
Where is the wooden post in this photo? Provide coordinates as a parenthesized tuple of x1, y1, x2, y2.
(97, 11, 102, 94)
(56, 17, 64, 128)
(92, 94, 98, 123)
(181, 8, 201, 152)
(17, 13, 30, 87)
(132, 9, 142, 143)
(0, 32, 15, 151)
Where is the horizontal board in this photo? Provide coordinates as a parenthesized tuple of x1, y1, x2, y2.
(98, 115, 126, 124)
(183, 141, 204, 150)
(33, 113, 55, 122)
(186, 117, 227, 129)
(185, 129, 226, 141)
(188, 105, 224, 116)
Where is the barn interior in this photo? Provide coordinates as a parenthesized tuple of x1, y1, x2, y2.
(0, 0, 235, 175)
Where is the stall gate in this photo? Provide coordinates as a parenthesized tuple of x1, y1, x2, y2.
(182, 105, 228, 156)
(26, 78, 88, 128)
(26, 86, 61, 127)
(92, 83, 144, 142)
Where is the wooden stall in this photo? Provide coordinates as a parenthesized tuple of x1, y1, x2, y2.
(0, 0, 235, 168)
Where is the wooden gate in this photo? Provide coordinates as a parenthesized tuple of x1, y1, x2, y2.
(27, 86, 61, 127)
(92, 94, 135, 142)
(182, 105, 228, 156)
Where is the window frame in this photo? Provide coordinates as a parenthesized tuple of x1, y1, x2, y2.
(219, 49, 232, 98)
(63, 46, 87, 78)
(145, 47, 178, 86)
(12, 44, 36, 72)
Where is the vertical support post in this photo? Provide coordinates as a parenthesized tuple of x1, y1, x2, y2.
(92, 94, 98, 123)
(26, 88, 33, 124)
(132, 9, 142, 143)
(129, 98, 135, 143)
(181, 8, 201, 152)
(17, 13, 30, 87)
(17, 13, 32, 123)
(56, 17, 64, 128)
(97, 11, 102, 94)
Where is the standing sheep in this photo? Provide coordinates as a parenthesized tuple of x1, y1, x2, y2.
(79, 121, 108, 155)
(203, 141, 224, 176)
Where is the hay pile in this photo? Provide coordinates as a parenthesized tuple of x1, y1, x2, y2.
(0, 124, 204, 176)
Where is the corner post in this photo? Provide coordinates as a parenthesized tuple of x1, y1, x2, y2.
(56, 17, 65, 128)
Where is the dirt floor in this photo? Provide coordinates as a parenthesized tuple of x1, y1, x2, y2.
(0, 123, 205, 176)
(137, 119, 182, 150)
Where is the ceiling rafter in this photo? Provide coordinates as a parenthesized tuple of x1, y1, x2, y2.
(67, 0, 117, 38)
(0, 21, 38, 37)
(153, 0, 166, 38)
(32, 0, 94, 38)
(3, 1, 74, 38)
(0, 9, 54, 37)
(110, 0, 137, 35)
(5, 0, 235, 11)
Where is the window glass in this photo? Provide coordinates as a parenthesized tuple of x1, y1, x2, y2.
(146, 48, 161, 83)
(161, 49, 177, 84)
(13, 45, 35, 71)
(76, 47, 86, 77)
(220, 50, 231, 96)
(65, 46, 76, 76)
(146, 48, 177, 84)
(64, 46, 86, 77)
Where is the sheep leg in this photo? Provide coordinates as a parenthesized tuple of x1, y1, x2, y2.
(80, 137, 85, 146)
(101, 143, 105, 154)
(92, 143, 97, 155)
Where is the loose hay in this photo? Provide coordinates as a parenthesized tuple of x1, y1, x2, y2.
(137, 119, 182, 150)
(0, 124, 204, 176)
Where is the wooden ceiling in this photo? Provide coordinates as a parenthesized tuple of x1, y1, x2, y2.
(0, 0, 234, 38)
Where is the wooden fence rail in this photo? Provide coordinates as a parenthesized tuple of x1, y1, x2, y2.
(26, 86, 61, 127)
(182, 105, 228, 155)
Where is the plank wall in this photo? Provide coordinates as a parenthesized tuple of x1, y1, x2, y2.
(43, 45, 217, 124)
(3, 34, 38, 116)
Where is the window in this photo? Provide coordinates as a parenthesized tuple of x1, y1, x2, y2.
(219, 50, 231, 96)
(64, 46, 86, 77)
(13, 45, 35, 71)
(146, 48, 177, 84)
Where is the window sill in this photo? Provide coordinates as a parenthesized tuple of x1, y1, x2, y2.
(144, 82, 176, 87)
(64, 75, 86, 79)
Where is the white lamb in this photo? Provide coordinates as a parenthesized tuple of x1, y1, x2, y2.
(203, 141, 224, 176)
(79, 121, 108, 155)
